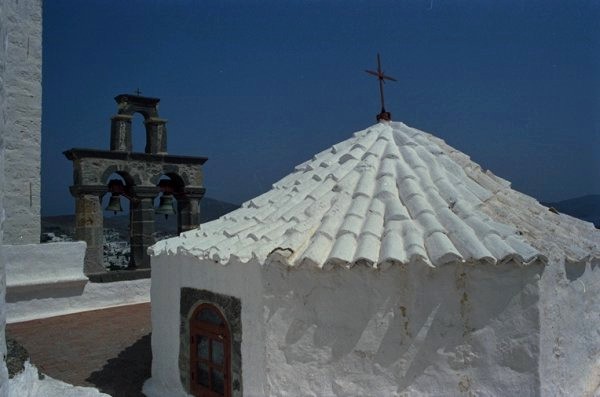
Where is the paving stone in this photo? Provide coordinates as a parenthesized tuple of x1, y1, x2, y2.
(6, 303, 151, 396)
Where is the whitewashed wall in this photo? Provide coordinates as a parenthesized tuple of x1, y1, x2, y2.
(0, 1, 43, 393)
(0, 0, 10, 393)
(262, 262, 543, 396)
(539, 249, 600, 396)
(147, 255, 544, 397)
(5, 241, 87, 301)
(6, 277, 150, 323)
(2, 0, 42, 245)
(143, 255, 266, 397)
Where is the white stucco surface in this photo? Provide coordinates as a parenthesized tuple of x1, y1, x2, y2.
(148, 251, 600, 396)
(0, 0, 10, 393)
(262, 261, 543, 396)
(147, 252, 573, 396)
(148, 121, 600, 396)
(479, 181, 600, 395)
(9, 362, 109, 397)
(143, 254, 265, 397)
(6, 278, 150, 323)
(539, 249, 600, 396)
(0, 143, 6, 397)
(2, 0, 42, 245)
(4, 241, 88, 301)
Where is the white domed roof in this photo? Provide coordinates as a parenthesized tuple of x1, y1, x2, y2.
(152, 122, 600, 268)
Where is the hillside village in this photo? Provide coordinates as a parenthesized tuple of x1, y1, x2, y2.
(1, 1, 600, 397)
(41, 197, 240, 269)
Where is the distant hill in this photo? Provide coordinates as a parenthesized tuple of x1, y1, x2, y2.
(200, 197, 239, 223)
(42, 197, 240, 239)
(541, 194, 600, 228)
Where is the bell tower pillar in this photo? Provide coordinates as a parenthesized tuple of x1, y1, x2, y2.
(130, 187, 159, 269)
(71, 186, 106, 274)
(110, 114, 133, 152)
(176, 190, 204, 234)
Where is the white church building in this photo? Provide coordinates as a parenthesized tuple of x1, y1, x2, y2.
(144, 121, 600, 397)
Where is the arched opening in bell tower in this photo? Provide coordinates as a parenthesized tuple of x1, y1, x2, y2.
(102, 172, 134, 269)
(130, 113, 147, 153)
(153, 174, 183, 239)
(65, 93, 206, 274)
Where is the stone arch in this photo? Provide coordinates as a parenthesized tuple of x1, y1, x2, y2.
(65, 93, 205, 273)
(110, 94, 168, 154)
(150, 166, 190, 187)
(115, 95, 159, 119)
(130, 112, 148, 153)
(154, 174, 179, 226)
(101, 166, 139, 186)
(179, 288, 242, 397)
(118, 106, 156, 120)
(164, 172, 186, 191)
(153, 170, 200, 234)
(154, 171, 186, 191)
(102, 171, 134, 268)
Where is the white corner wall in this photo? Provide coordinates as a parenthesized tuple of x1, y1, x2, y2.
(262, 262, 543, 397)
(4, 241, 87, 301)
(6, 277, 150, 323)
(143, 255, 265, 397)
(0, 0, 11, 393)
(2, 0, 42, 245)
(540, 248, 600, 396)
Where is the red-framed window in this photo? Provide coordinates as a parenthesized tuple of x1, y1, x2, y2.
(190, 304, 231, 397)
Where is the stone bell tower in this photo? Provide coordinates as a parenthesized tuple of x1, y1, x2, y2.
(64, 94, 207, 275)
(110, 94, 167, 154)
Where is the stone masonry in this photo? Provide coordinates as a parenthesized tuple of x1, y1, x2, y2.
(179, 288, 242, 397)
(2, 0, 42, 245)
(65, 94, 206, 274)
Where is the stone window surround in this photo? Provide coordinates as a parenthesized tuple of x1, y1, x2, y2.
(180, 288, 242, 397)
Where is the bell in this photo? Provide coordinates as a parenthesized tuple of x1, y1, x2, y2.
(105, 194, 123, 215)
(155, 194, 176, 219)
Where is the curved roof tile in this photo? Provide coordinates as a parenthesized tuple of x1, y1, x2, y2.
(152, 122, 600, 268)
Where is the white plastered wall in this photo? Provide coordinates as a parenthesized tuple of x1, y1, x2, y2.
(6, 277, 150, 323)
(0, 0, 10, 393)
(143, 254, 266, 397)
(2, 0, 42, 245)
(4, 241, 88, 302)
(262, 261, 543, 397)
(539, 248, 600, 396)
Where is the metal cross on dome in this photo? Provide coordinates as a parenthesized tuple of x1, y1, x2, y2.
(365, 53, 397, 121)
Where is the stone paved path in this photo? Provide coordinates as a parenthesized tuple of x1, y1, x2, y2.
(6, 303, 151, 397)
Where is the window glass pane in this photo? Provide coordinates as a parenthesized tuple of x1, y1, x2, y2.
(197, 336, 209, 360)
(197, 363, 209, 387)
(197, 307, 223, 325)
(212, 340, 224, 366)
(212, 369, 225, 395)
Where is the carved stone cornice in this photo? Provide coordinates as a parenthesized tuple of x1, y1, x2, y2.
(175, 187, 206, 200)
(130, 185, 161, 199)
(69, 185, 107, 197)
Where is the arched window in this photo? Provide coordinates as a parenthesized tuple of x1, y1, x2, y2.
(190, 304, 231, 397)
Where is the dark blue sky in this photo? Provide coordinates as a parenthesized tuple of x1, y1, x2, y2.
(42, 0, 600, 215)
